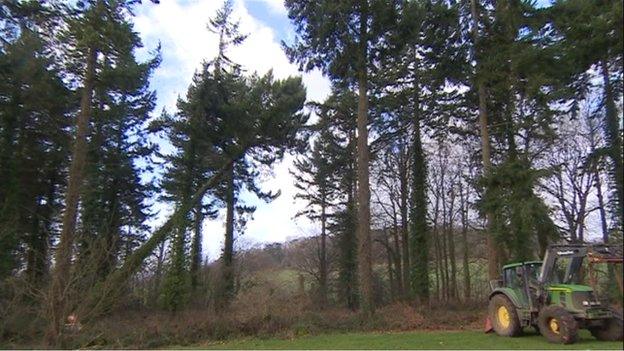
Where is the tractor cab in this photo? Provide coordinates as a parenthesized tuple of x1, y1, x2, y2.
(497, 261, 542, 308)
(502, 261, 541, 289)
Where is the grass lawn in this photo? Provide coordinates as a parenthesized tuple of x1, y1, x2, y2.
(194, 330, 623, 350)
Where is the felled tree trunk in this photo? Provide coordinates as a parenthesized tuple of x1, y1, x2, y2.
(47, 46, 96, 344)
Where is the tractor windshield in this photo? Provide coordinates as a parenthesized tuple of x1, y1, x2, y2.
(539, 246, 590, 285)
(550, 256, 584, 284)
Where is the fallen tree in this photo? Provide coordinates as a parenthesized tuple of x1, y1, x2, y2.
(75, 160, 233, 322)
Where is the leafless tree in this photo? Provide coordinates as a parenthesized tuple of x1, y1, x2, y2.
(541, 104, 607, 243)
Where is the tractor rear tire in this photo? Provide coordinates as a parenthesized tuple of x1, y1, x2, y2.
(589, 313, 623, 341)
(488, 294, 522, 337)
(537, 306, 578, 344)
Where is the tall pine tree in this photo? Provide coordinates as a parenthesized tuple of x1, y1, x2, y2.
(284, 0, 398, 316)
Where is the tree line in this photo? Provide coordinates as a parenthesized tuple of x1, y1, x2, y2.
(287, 0, 622, 311)
(0, 0, 622, 346)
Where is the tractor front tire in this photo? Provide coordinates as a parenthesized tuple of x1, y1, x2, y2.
(537, 306, 578, 344)
(589, 314, 623, 341)
(488, 294, 522, 337)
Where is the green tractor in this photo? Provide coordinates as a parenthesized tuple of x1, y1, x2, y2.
(487, 244, 623, 344)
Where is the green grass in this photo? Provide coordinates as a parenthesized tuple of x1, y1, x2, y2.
(193, 330, 623, 350)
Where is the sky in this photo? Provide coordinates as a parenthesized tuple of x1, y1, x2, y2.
(133, 0, 332, 261)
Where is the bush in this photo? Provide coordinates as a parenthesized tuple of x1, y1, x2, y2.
(0, 277, 47, 348)
(1, 265, 487, 349)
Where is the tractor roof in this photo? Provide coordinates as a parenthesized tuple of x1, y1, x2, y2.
(502, 261, 542, 270)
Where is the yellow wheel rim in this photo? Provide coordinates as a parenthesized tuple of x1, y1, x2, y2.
(497, 306, 511, 329)
(549, 318, 560, 334)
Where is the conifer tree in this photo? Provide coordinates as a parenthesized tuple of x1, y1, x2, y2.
(215, 71, 307, 304)
(475, 0, 561, 260)
(311, 88, 359, 309)
(153, 1, 307, 309)
(284, 0, 398, 316)
(0, 29, 72, 282)
(156, 69, 227, 309)
(78, 26, 160, 288)
(467, 0, 499, 280)
(292, 118, 341, 304)
(47, 0, 158, 341)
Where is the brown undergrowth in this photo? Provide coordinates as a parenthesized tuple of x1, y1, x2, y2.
(1, 276, 485, 349)
(41, 301, 483, 349)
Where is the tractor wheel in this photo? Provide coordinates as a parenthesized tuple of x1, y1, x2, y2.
(488, 294, 522, 337)
(537, 306, 578, 344)
(589, 313, 623, 341)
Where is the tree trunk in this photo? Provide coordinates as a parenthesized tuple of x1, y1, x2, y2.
(577, 201, 586, 243)
(47, 46, 96, 344)
(441, 219, 450, 301)
(399, 145, 410, 298)
(77, 160, 233, 322)
(391, 224, 403, 297)
(587, 116, 610, 243)
(448, 186, 458, 300)
(356, 68, 374, 316)
(27, 166, 57, 285)
(433, 245, 440, 302)
(410, 117, 429, 302)
(29, 171, 58, 284)
(26, 199, 45, 284)
(221, 164, 235, 304)
(439, 167, 450, 302)
(101, 175, 120, 278)
(459, 181, 471, 302)
(339, 133, 358, 310)
(470, 0, 499, 281)
(166, 225, 187, 311)
(432, 191, 442, 301)
(594, 171, 609, 243)
(190, 204, 203, 290)
(389, 196, 403, 297)
(382, 231, 396, 301)
(448, 218, 457, 300)
(434, 226, 442, 301)
(319, 199, 328, 304)
(152, 240, 166, 302)
(600, 59, 624, 224)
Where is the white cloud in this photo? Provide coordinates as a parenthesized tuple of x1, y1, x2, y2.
(134, 0, 329, 110)
(134, 0, 330, 261)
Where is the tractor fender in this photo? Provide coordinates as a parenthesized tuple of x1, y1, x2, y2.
(489, 288, 524, 309)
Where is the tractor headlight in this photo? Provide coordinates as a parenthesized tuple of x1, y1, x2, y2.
(582, 301, 589, 306)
